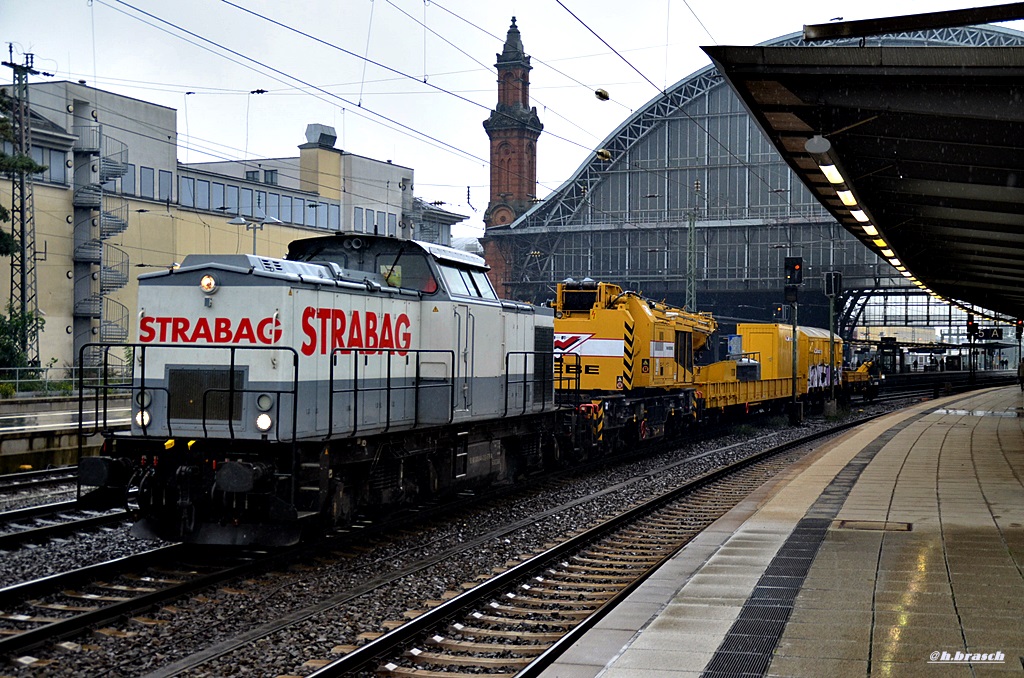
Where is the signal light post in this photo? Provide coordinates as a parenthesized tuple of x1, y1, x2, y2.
(824, 270, 842, 415)
(967, 313, 977, 385)
(784, 257, 803, 425)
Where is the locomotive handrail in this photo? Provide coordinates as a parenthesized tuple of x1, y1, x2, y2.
(78, 343, 301, 443)
(327, 348, 456, 440)
(503, 350, 558, 417)
(553, 351, 583, 406)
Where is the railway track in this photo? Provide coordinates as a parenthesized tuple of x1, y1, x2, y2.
(0, 544, 299, 663)
(0, 502, 129, 550)
(302, 418, 868, 677)
(0, 385, 997, 675)
(0, 466, 77, 491)
(127, 417, 868, 678)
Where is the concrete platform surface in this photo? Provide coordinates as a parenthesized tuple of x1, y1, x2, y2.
(540, 387, 1024, 678)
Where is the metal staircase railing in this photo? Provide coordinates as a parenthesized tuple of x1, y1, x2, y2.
(100, 196, 129, 238)
(100, 297, 129, 343)
(74, 238, 102, 265)
(101, 244, 129, 294)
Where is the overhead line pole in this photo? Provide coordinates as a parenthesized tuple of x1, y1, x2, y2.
(3, 48, 42, 366)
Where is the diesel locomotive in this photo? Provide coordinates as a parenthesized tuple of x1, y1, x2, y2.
(80, 233, 559, 546)
(79, 233, 844, 546)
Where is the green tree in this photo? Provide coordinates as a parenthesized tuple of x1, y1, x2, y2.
(0, 89, 47, 368)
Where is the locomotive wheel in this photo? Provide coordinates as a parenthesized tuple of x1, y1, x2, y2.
(542, 434, 563, 468)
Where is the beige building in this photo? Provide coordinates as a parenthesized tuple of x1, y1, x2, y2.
(0, 82, 466, 368)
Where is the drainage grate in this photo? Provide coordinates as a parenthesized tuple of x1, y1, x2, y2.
(833, 520, 912, 531)
(718, 634, 781, 655)
(704, 650, 773, 675)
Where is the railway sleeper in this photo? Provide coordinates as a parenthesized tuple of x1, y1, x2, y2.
(505, 594, 604, 609)
(428, 637, 551, 655)
(588, 543, 672, 556)
(608, 530, 680, 541)
(469, 612, 579, 628)
(27, 601, 98, 613)
(544, 571, 635, 583)
(487, 602, 592, 619)
(450, 623, 564, 642)
(560, 562, 646, 574)
(526, 581, 624, 592)
(573, 554, 662, 565)
(380, 665, 517, 678)
(405, 649, 536, 668)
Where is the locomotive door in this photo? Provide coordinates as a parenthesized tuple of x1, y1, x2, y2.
(453, 304, 475, 411)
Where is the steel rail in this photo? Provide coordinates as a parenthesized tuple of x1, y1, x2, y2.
(307, 416, 876, 677)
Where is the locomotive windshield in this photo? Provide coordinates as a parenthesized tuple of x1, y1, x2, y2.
(286, 235, 438, 293)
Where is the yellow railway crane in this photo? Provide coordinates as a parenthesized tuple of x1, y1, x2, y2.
(552, 280, 717, 449)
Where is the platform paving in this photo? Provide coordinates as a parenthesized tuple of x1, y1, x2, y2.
(540, 387, 1024, 678)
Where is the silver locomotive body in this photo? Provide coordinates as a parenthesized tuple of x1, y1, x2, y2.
(81, 234, 558, 546)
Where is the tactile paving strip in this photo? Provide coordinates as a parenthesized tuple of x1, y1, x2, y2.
(699, 412, 928, 678)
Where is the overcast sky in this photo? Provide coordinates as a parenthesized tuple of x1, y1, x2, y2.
(6, 0, 1023, 236)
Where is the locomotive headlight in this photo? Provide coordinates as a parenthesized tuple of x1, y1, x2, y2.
(135, 409, 151, 427)
(135, 390, 152, 408)
(255, 393, 274, 412)
(255, 413, 273, 432)
(199, 274, 218, 294)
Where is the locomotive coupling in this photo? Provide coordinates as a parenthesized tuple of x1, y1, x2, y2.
(79, 456, 133, 488)
(216, 461, 276, 493)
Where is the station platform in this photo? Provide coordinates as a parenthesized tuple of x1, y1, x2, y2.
(542, 386, 1024, 677)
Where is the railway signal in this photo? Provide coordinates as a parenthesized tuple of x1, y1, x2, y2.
(784, 257, 803, 285)
(966, 313, 977, 339)
(1016, 319, 1022, 340)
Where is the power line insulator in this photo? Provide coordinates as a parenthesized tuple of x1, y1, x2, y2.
(594, 88, 610, 101)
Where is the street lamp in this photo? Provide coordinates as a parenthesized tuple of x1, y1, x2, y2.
(227, 214, 283, 255)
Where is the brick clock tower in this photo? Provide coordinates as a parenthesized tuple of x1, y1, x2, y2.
(482, 17, 543, 296)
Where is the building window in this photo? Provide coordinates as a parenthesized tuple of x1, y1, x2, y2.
(226, 185, 239, 214)
(140, 166, 155, 199)
(264, 169, 278, 185)
(294, 198, 305, 226)
(158, 170, 173, 201)
(245, 170, 259, 182)
(212, 182, 225, 211)
(196, 180, 210, 210)
(179, 176, 195, 208)
(31, 146, 45, 180)
(122, 163, 136, 195)
(256, 191, 267, 216)
(241, 188, 253, 216)
(268, 193, 280, 220)
(387, 212, 397, 237)
(280, 195, 292, 223)
(49, 149, 67, 184)
(377, 211, 386, 236)
(354, 207, 364, 233)
(329, 204, 340, 230)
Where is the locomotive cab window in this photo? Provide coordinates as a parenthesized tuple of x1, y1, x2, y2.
(376, 252, 438, 293)
(438, 264, 497, 299)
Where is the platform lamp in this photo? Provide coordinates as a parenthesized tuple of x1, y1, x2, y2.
(227, 214, 283, 255)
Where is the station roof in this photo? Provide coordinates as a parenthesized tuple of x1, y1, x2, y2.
(704, 39, 1024, 320)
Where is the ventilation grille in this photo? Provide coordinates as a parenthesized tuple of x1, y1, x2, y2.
(168, 368, 244, 421)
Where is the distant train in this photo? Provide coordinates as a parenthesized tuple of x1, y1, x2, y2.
(79, 234, 849, 547)
(551, 280, 844, 451)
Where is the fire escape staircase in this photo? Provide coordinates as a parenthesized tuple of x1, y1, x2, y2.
(72, 130, 132, 362)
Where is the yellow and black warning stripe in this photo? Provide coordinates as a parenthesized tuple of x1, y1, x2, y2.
(622, 320, 635, 388)
(591, 399, 604, 442)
